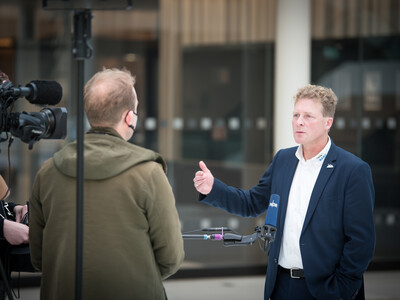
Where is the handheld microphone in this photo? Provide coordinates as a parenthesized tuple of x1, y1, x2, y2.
(262, 194, 280, 253)
(265, 194, 280, 227)
(11, 80, 63, 105)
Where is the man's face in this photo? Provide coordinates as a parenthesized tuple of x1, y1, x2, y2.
(292, 98, 332, 149)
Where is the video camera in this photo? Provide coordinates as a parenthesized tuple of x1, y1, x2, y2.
(0, 72, 67, 149)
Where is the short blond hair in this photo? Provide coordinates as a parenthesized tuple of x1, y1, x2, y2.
(294, 84, 338, 118)
(84, 68, 136, 127)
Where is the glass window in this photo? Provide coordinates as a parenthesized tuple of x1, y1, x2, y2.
(311, 0, 400, 264)
(158, 0, 275, 270)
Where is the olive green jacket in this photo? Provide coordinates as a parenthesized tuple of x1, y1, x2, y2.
(29, 128, 184, 300)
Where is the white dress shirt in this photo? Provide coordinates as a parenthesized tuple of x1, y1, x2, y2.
(278, 138, 331, 269)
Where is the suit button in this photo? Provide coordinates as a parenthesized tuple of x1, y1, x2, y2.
(274, 258, 278, 264)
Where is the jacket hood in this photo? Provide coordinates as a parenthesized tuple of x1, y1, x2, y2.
(53, 127, 167, 180)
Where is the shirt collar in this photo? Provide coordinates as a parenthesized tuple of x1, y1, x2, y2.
(295, 137, 331, 163)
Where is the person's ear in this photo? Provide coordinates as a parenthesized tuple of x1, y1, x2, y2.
(124, 110, 133, 126)
(326, 117, 333, 130)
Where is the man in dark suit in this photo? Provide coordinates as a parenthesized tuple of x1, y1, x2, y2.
(193, 84, 375, 300)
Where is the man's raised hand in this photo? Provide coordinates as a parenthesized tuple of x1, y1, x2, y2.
(193, 161, 214, 195)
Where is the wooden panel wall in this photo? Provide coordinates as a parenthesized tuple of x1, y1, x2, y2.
(312, 0, 400, 39)
(180, 0, 277, 46)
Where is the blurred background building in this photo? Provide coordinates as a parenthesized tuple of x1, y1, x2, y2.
(0, 0, 399, 277)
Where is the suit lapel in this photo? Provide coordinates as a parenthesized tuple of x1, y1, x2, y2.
(301, 144, 337, 234)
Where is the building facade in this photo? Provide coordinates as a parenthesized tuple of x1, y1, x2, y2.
(0, 0, 399, 274)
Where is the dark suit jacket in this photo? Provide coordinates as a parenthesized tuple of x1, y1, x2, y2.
(200, 142, 375, 300)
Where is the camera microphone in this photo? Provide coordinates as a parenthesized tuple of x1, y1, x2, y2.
(0, 77, 67, 148)
(11, 80, 63, 105)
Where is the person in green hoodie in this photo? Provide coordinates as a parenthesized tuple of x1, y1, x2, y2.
(29, 68, 184, 300)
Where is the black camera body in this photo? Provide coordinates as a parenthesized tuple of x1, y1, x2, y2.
(0, 77, 67, 148)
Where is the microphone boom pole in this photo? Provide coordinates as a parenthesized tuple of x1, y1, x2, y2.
(182, 226, 274, 252)
(182, 194, 281, 253)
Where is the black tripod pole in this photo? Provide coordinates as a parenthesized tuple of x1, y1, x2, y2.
(75, 58, 84, 300)
(0, 258, 13, 300)
(73, 10, 92, 300)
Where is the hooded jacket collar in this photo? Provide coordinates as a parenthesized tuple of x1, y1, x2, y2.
(87, 127, 123, 138)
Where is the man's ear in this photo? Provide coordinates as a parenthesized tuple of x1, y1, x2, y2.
(124, 110, 133, 125)
(326, 117, 333, 130)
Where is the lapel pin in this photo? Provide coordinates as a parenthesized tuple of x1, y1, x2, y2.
(327, 164, 334, 169)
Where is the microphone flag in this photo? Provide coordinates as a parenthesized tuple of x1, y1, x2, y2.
(264, 194, 280, 227)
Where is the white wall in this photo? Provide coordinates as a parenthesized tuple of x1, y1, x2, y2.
(274, 0, 311, 152)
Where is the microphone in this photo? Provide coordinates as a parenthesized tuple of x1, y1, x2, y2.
(265, 194, 280, 227)
(11, 80, 63, 105)
(262, 194, 280, 253)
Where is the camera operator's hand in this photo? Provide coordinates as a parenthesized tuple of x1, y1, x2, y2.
(3, 219, 29, 245)
(14, 204, 28, 223)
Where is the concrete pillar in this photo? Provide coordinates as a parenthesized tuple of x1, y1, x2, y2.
(274, 0, 311, 152)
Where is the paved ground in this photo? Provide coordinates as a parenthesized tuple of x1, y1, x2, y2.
(10, 270, 400, 299)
